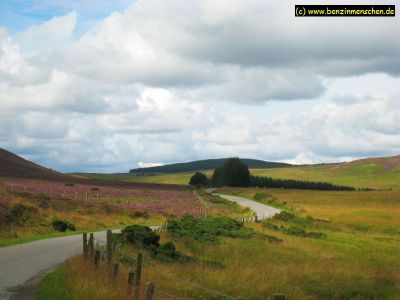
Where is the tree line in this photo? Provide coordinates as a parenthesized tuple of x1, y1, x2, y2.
(190, 157, 356, 191)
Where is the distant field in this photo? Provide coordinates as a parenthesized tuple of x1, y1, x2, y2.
(74, 161, 400, 190)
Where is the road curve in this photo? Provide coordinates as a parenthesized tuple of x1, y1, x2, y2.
(212, 192, 281, 219)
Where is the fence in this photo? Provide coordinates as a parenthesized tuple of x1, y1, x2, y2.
(82, 230, 286, 300)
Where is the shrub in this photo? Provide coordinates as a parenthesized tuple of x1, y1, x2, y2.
(253, 192, 268, 201)
(122, 225, 160, 248)
(275, 211, 295, 221)
(131, 210, 149, 219)
(64, 183, 74, 187)
(189, 172, 209, 186)
(10, 204, 27, 220)
(167, 215, 254, 243)
(9, 203, 38, 225)
(52, 218, 76, 232)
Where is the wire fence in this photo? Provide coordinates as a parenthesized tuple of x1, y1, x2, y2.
(81, 230, 259, 300)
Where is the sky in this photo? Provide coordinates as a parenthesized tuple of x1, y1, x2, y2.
(0, 0, 399, 172)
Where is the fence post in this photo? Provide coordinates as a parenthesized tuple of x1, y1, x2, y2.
(112, 261, 119, 279)
(89, 233, 94, 257)
(272, 294, 286, 300)
(106, 229, 113, 264)
(82, 233, 88, 258)
(255, 215, 258, 222)
(128, 268, 135, 285)
(134, 252, 143, 299)
(94, 250, 100, 267)
(146, 282, 155, 300)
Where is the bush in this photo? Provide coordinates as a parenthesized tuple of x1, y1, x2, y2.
(189, 172, 209, 186)
(64, 183, 74, 187)
(253, 193, 268, 201)
(52, 218, 76, 232)
(9, 203, 38, 225)
(167, 215, 254, 243)
(131, 210, 149, 219)
(275, 211, 295, 221)
(122, 225, 160, 248)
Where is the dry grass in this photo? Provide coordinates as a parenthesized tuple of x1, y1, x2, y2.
(60, 187, 400, 299)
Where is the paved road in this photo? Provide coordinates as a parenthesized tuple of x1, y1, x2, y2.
(0, 231, 109, 299)
(207, 189, 281, 219)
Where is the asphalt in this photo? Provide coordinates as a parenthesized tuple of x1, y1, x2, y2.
(208, 190, 281, 219)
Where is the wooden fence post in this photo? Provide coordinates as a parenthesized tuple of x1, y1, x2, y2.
(112, 261, 119, 279)
(106, 230, 112, 264)
(134, 252, 143, 299)
(82, 233, 88, 258)
(272, 294, 286, 300)
(146, 282, 155, 300)
(128, 268, 135, 285)
(89, 233, 94, 257)
(94, 250, 100, 267)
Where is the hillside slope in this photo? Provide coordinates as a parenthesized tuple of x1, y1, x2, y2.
(0, 148, 66, 180)
(252, 155, 400, 190)
(129, 158, 291, 174)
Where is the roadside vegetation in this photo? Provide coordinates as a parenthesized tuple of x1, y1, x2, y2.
(0, 178, 245, 246)
(53, 181, 400, 299)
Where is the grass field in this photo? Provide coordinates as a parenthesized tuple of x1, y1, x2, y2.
(74, 161, 400, 190)
(57, 187, 400, 299)
(0, 178, 244, 247)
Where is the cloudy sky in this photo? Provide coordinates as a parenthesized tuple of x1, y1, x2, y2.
(0, 0, 399, 172)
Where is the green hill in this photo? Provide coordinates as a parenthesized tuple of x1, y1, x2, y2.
(129, 158, 291, 174)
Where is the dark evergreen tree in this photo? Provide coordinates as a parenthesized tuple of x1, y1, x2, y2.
(211, 157, 250, 187)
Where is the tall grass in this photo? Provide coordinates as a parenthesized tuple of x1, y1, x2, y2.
(59, 187, 400, 299)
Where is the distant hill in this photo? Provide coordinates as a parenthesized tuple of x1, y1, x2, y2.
(129, 158, 291, 174)
(0, 148, 67, 180)
(331, 154, 400, 173)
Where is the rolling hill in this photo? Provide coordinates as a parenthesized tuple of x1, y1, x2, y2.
(76, 155, 400, 189)
(0, 148, 67, 180)
(129, 158, 291, 174)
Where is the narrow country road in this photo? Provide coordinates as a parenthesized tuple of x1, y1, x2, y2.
(0, 231, 108, 299)
(206, 189, 281, 219)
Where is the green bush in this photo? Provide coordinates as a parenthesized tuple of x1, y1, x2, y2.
(52, 218, 76, 232)
(253, 192, 268, 201)
(121, 225, 160, 248)
(9, 203, 38, 225)
(189, 172, 209, 186)
(275, 211, 295, 221)
(167, 215, 254, 243)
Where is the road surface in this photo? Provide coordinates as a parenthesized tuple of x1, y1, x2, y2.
(0, 231, 109, 299)
(207, 189, 281, 219)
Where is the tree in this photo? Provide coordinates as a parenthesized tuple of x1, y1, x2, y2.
(211, 157, 250, 187)
(189, 172, 209, 186)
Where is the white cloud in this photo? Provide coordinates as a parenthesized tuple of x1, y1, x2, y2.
(15, 11, 77, 50)
(0, 1, 399, 172)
